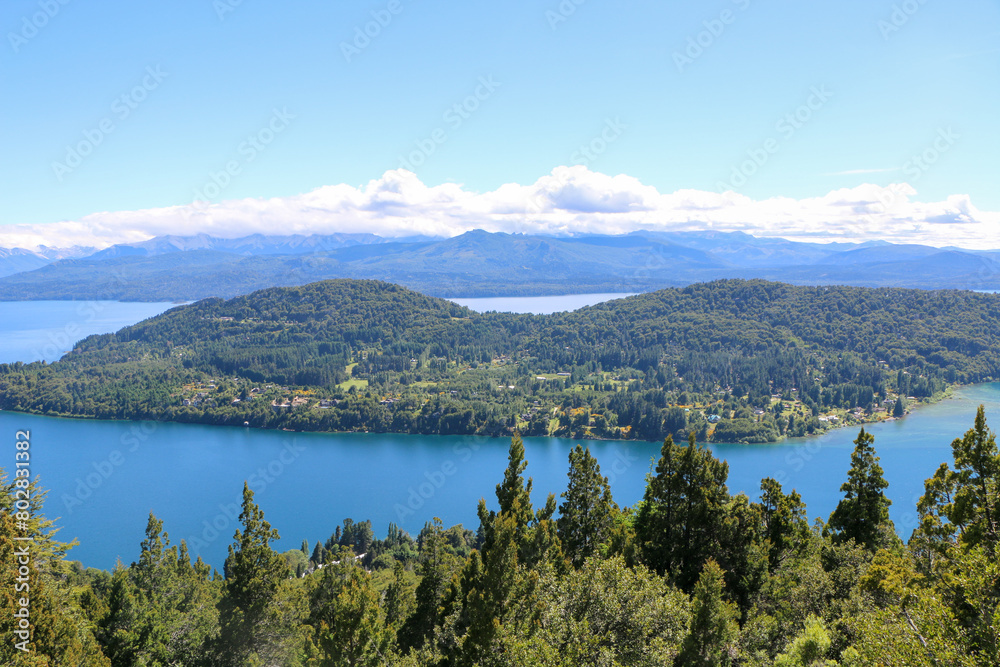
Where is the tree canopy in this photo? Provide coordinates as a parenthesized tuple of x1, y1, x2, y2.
(3, 278, 997, 444)
(3, 406, 999, 665)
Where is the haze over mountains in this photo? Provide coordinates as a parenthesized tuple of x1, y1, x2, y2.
(1, 229, 998, 301)
(0, 245, 97, 278)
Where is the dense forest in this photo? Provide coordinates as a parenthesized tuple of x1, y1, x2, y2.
(3, 407, 999, 665)
(2, 279, 998, 443)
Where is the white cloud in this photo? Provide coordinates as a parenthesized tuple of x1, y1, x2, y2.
(825, 167, 900, 176)
(2, 166, 999, 251)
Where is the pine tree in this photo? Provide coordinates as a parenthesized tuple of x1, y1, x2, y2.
(101, 513, 220, 666)
(0, 471, 109, 667)
(311, 541, 325, 567)
(463, 512, 520, 665)
(96, 565, 142, 665)
(400, 519, 449, 652)
(916, 405, 999, 555)
(718, 493, 768, 613)
(828, 429, 896, 552)
(557, 445, 617, 568)
(477, 433, 563, 569)
(383, 561, 412, 633)
(635, 433, 731, 591)
(910, 406, 1000, 659)
(893, 397, 905, 418)
(493, 432, 534, 532)
(460, 435, 555, 664)
(308, 557, 390, 666)
(676, 559, 739, 667)
(523, 491, 565, 571)
(216, 482, 293, 666)
(757, 477, 810, 570)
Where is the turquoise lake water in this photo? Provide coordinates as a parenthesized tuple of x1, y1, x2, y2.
(0, 299, 996, 571)
(0, 300, 178, 363)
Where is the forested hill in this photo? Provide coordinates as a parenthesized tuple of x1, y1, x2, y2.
(111, 280, 483, 349)
(2, 279, 1000, 442)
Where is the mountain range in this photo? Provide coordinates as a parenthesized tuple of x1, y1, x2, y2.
(1, 230, 998, 300)
(0, 245, 96, 278)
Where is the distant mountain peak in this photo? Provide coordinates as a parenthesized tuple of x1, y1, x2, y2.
(3, 229, 1000, 300)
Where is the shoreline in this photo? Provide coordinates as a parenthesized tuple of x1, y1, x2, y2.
(0, 383, 969, 446)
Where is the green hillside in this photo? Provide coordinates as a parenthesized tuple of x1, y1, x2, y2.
(2, 279, 999, 442)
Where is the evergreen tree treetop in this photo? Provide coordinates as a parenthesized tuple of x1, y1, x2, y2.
(557, 444, 617, 568)
(828, 428, 896, 552)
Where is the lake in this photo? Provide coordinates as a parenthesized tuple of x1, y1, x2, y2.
(450, 293, 637, 314)
(0, 299, 995, 571)
(0, 300, 179, 364)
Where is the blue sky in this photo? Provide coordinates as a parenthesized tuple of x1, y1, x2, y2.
(1, 0, 998, 248)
